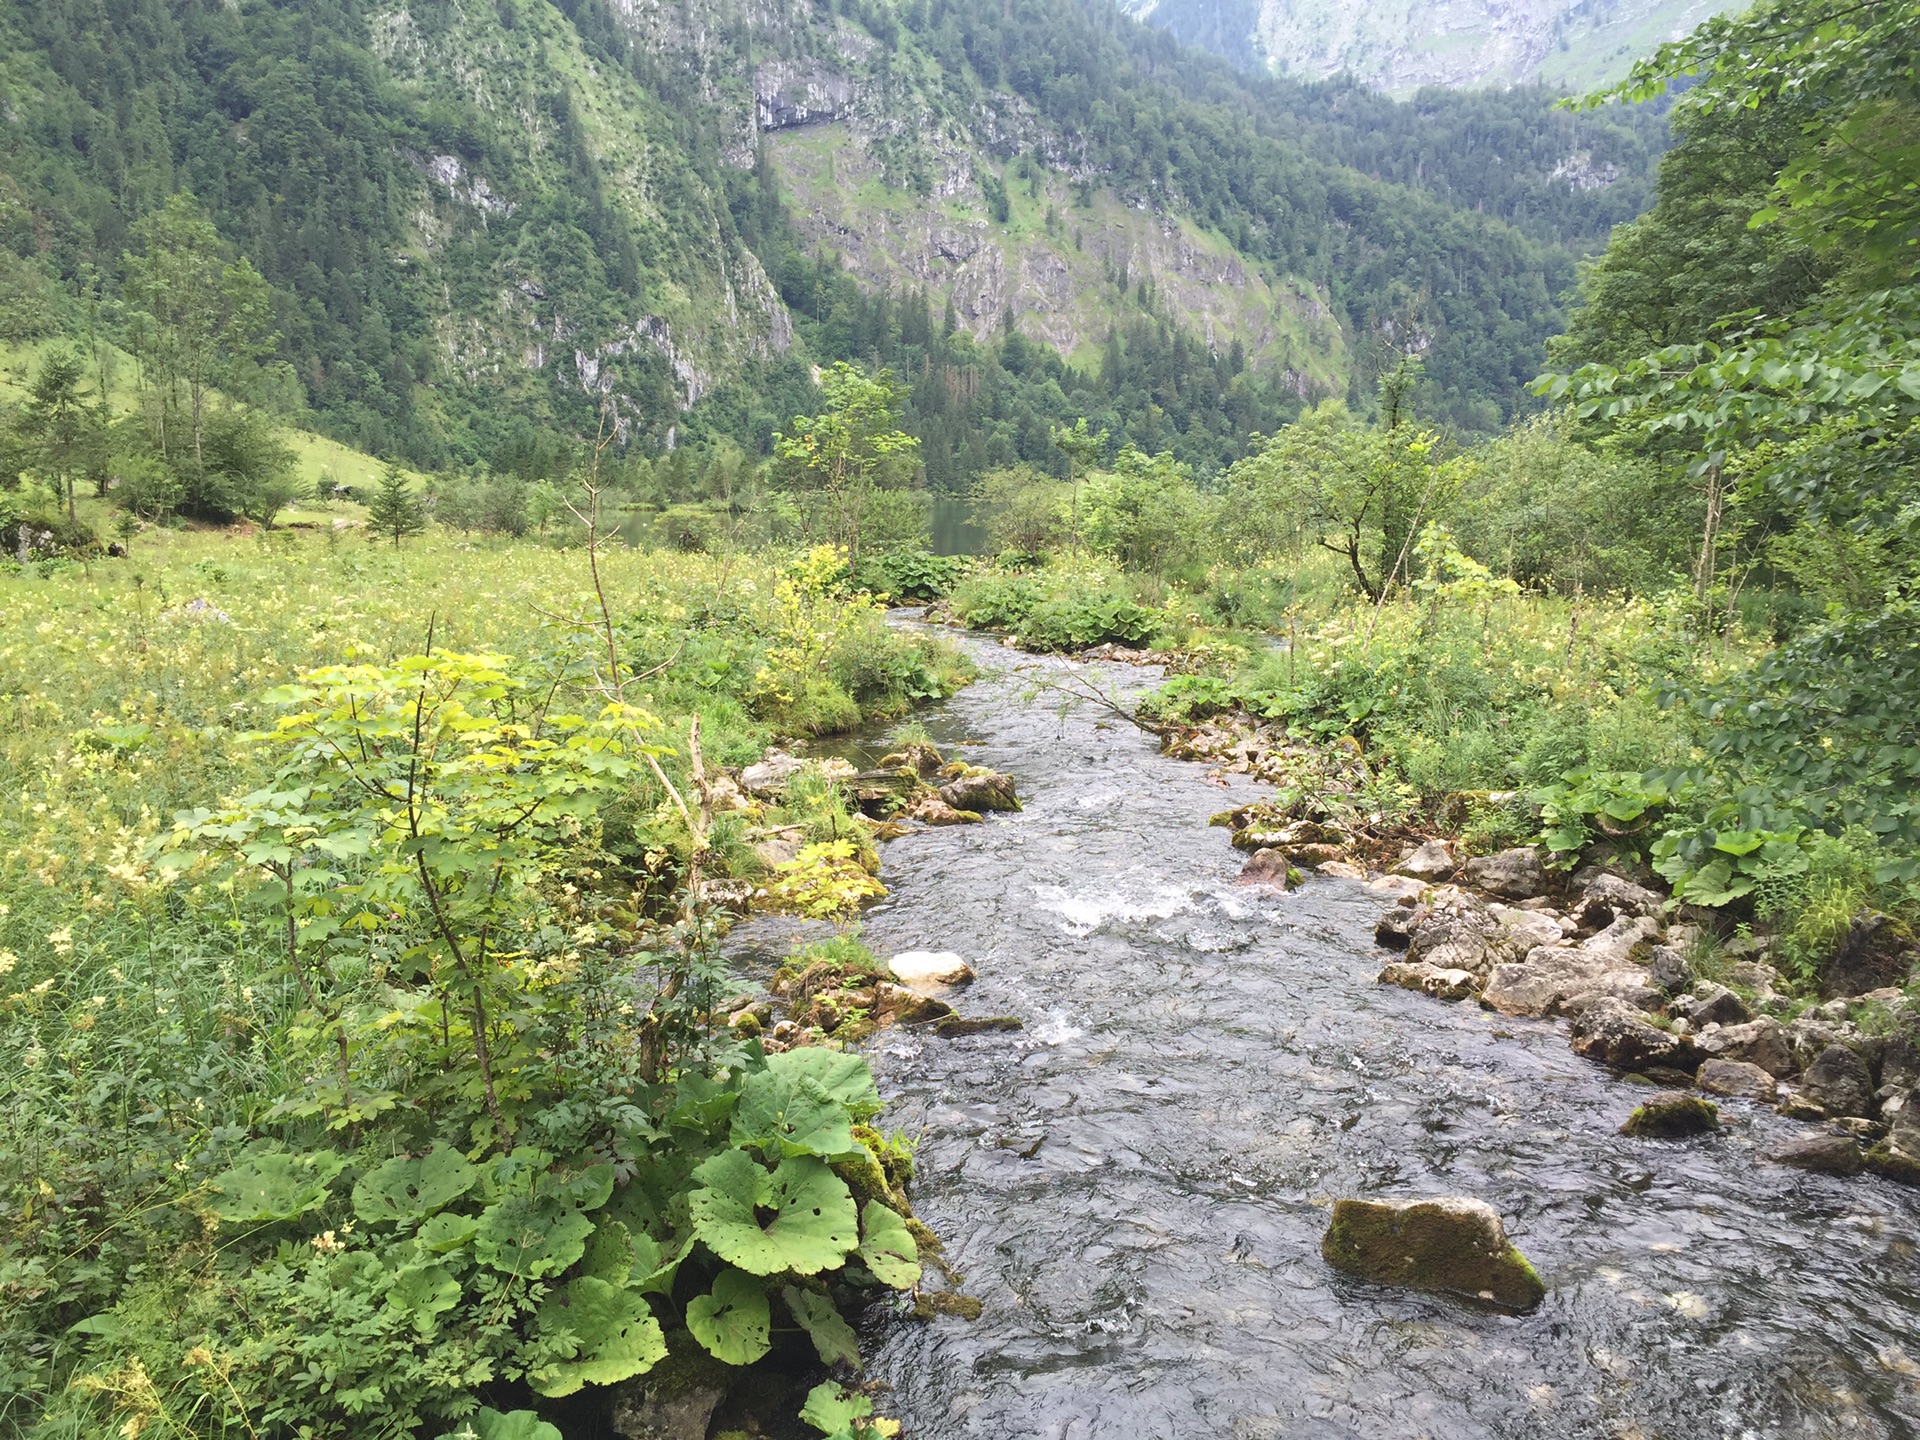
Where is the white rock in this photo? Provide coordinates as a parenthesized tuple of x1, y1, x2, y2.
(741, 752, 804, 796)
(1393, 839, 1456, 881)
(888, 951, 975, 993)
(1367, 874, 1428, 901)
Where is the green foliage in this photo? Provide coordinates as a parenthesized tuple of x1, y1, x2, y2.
(1536, 768, 1690, 862)
(368, 463, 429, 548)
(858, 547, 966, 600)
(0, 538, 940, 1438)
(1545, 0, 1920, 888)
(1020, 591, 1164, 652)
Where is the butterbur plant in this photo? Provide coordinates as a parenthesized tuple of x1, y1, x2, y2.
(68, 649, 925, 1438)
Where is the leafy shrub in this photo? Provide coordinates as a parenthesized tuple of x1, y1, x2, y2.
(858, 547, 965, 601)
(948, 572, 1044, 631)
(1018, 590, 1163, 651)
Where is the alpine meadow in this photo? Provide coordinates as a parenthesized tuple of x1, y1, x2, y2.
(2, 1, 1919, 1438)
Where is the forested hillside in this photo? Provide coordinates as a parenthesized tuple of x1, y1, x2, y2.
(1, 0, 1666, 488)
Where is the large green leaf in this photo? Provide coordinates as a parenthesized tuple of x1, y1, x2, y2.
(856, 1201, 921, 1290)
(434, 1408, 562, 1440)
(688, 1150, 858, 1277)
(685, 1268, 771, 1366)
(475, 1195, 594, 1279)
(633, 1231, 691, 1297)
(783, 1285, 861, 1368)
(769, 1048, 883, 1120)
(388, 1263, 460, 1319)
(579, 1218, 636, 1286)
(208, 1151, 346, 1223)
(414, 1211, 480, 1255)
(352, 1145, 478, 1225)
(799, 1382, 898, 1438)
(731, 1068, 856, 1159)
(530, 1277, 667, 1398)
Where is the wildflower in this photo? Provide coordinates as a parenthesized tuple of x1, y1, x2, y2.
(311, 1230, 345, 1254)
(47, 927, 73, 955)
(0, 951, 16, 976)
(31, 978, 55, 995)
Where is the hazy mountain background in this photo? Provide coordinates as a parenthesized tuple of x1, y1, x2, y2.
(1117, 0, 1746, 93)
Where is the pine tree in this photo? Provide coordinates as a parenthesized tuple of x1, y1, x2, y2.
(366, 462, 425, 547)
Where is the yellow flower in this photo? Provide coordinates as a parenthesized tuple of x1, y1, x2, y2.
(0, 952, 16, 976)
(47, 927, 73, 955)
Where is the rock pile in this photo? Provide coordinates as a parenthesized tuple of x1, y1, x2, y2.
(1369, 863, 1920, 1184)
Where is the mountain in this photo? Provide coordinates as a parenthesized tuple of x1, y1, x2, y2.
(1119, 0, 1745, 93)
(0, 0, 1671, 480)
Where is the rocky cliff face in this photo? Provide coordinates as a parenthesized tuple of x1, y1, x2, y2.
(372, 0, 793, 431)
(1119, 0, 1742, 92)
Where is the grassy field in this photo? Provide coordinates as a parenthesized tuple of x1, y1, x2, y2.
(0, 529, 971, 1436)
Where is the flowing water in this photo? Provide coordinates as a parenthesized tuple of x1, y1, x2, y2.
(733, 632, 1920, 1440)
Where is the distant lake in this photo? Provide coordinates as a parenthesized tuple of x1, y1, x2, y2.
(931, 494, 985, 556)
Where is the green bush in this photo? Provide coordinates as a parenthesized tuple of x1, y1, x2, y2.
(858, 548, 966, 601)
(1019, 591, 1163, 651)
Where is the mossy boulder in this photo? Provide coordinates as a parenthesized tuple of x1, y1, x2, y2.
(1321, 1196, 1545, 1312)
(1620, 1092, 1720, 1138)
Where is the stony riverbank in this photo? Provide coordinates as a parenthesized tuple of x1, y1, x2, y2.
(1158, 706, 1920, 1186)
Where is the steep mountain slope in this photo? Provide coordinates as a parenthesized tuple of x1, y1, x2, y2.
(1120, 0, 1744, 92)
(0, 0, 1669, 471)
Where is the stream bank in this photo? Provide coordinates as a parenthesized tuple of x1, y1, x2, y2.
(733, 629, 1920, 1439)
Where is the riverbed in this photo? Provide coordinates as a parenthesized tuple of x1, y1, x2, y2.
(740, 632, 1920, 1439)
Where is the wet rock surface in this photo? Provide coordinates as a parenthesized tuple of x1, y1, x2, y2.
(1770, 1133, 1867, 1177)
(1321, 1197, 1546, 1311)
(1620, 1092, 1719, 1139)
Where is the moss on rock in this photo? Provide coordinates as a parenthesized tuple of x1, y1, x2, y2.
(1321, 1196, 1545, 1312)
(1620, 1092, 1720, 1139)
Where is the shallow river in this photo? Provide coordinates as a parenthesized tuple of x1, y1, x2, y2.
(738, 633, 1920, 1440)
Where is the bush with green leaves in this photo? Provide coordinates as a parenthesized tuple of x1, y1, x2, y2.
(857, 547, 966, 601)
(6, 623, 924, 1438)
(1018, 591, 1164, 651)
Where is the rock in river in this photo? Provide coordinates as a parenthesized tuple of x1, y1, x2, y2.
(1801, 1044, 1874, 1118)
(1768, 1134, 1866, 1178)
(1392, 840, 1456, 882)
(1620, 1092, 1719, 1139)
(1569, 997, 1702, 1073)
(1321, 1197, 1546, 1312)
(938, 768, 1020, 813)
(1696, 1058, 1779, 1103)
(889, 950, 975, 993)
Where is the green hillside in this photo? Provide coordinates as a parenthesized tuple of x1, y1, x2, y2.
(1, 0, 1668, 484)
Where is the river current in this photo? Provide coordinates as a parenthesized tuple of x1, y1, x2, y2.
(733, 632, 1920, 1440)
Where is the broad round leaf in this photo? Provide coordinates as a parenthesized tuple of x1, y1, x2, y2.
(388, 1263, 460, 1319)
(434, 1408, 562, 1440)
(475, 1196, 594, 1278)
(353, 1144, 478, 1225)
(531, 1277, 667, 1397)
(732, 1069, 856, 1159)
(414, 1211, 480, 1254)
(686, 1268, 771, 1366)
(579, 1218, 636, 1287)
(766, 1047, 882, 1121)
(856, 1201, 921, 1290)
(689, 1151, 858, 1277)
(783, 1285, 861, 1368)
(208, 1151, 345, 1222)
